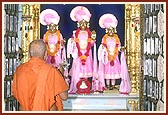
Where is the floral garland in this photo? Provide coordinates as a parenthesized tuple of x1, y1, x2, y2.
(102, 34, 120, 66)
(44, 30, 61, 57)
(74, 28, 92, 65)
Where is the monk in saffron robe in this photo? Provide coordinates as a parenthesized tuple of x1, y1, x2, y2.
(12, 40, 69, 111)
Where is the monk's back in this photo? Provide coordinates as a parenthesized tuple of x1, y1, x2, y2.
(14, 57, 52, 110)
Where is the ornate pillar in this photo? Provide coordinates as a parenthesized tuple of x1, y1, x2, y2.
(139, 4, 146, 111)
(125, 4, 141, 94)
(125, 4, 141, 111)
(21, 4, 40, 63)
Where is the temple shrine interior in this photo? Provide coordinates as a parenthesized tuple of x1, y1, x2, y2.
(2, 2, 166, 112)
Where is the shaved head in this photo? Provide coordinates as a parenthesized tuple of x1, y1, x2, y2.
(29, 40, 46, 59)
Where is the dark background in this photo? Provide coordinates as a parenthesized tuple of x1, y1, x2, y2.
(40, 4, 125, 47)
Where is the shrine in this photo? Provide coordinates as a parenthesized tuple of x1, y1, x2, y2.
(2, 2, 165, 112)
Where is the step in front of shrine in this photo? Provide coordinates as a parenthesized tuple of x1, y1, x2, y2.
(63, 93, 139, 111)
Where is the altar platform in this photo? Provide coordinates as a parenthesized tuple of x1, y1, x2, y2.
(63, 86, 139, 111)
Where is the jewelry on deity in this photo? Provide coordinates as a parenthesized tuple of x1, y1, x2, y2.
(47, 23, 59, 32)
(44, 30, 61, 56)
(74, 28, 92, 65)
(91, 30, 96, 40)
(77, 19, 90, 29)
(102, 34, 120, 66)
(105, 26, 117, 36)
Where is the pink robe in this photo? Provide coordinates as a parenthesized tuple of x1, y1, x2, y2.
(98, 34, 131, 94)
(43, 30, 68, 78)
(92, 44, 106, 92)
(98, 35, 121, 80)
(119, 51, 131, 94)
(67, 29, 96, 93)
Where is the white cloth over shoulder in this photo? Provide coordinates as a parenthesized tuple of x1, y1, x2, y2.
(119, 51, 131, 94)
(67, 38, 78, 59)
(98, 44, 108, 65)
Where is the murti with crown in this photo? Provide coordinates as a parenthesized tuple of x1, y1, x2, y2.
(40, 9, 69, 82)
(98, 13, 131, 94)
(67, 6, 97, 94)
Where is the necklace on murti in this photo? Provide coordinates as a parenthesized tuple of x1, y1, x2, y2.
(74, 28, 92, 65)
(102, 34, 120, 66)
(44, 30, 61, 64)
(44, 30, 61, 56)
